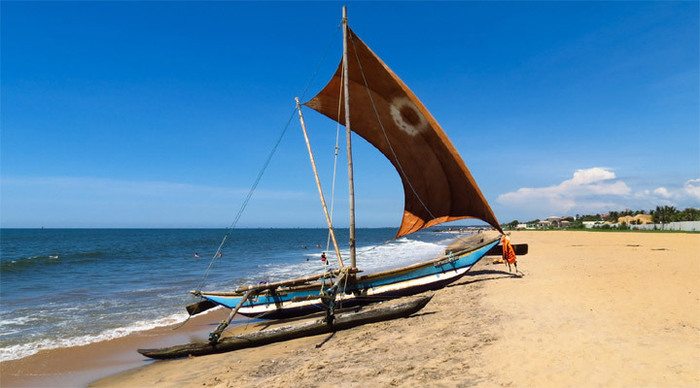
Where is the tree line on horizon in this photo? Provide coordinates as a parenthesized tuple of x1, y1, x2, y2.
(503, 206, 700, 229)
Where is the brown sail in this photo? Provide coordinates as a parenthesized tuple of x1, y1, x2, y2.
(305, 28, 502, 237)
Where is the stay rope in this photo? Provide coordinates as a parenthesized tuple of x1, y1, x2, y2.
(195, 108, 296, 291)
(195, 23, 342, 292)
(325, 62, 345, 255)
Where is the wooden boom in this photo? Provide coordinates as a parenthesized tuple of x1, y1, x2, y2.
(192, 267, 360, 297)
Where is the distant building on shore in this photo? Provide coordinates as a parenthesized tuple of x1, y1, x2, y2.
(582, 220, 615, 229)
(534, 216, 571, 229)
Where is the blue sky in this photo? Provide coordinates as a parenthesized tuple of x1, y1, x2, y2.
(1, 1, 698, 228)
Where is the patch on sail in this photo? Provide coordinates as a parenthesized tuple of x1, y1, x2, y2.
(389, 97, 428, 136)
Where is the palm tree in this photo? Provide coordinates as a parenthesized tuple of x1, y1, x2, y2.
(609, 211, 620, 222)
(653, 206, 678, 228)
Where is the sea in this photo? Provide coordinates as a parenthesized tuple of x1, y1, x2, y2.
(0, 228, 460, 362)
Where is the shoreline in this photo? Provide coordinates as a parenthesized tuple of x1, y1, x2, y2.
(0, 307, 235, 387)
(2, 231, 698, 386)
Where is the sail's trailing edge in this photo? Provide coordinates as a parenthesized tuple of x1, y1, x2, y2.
(305, 28, 503, 236)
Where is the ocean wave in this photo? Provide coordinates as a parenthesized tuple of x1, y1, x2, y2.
(0, 311, 190, 362)
(263, 235, 458, 282)
(0, 250, 109, 273)
(0, 255, 62, 273)
(0, 230, 469, 362)
(0, 316, 40, 327)
(0, 328, 23, 337)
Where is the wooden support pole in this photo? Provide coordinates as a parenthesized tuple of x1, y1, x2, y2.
(295, 97, 345, 268)
(209, 289, 254, 343)
(342, 5, 357, 270)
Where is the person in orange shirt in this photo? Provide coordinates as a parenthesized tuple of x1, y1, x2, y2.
(501, 234, 519, 274)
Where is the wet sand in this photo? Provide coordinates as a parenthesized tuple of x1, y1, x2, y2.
(0, 308, 233, 387)
(3, 231, 699, 387)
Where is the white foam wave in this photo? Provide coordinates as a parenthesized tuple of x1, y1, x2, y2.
(0, 311, 190, 362)
(0, 316, 40, 327)
(261, 236, 457, 282)
(0, 329, 23, 337)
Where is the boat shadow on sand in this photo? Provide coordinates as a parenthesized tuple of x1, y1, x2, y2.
(448, 268, 523, 288)
(313, 270, 518, 349)
(252, 302, 440, 334)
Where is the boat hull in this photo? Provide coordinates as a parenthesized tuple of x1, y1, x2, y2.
(201, 238, 498, 320)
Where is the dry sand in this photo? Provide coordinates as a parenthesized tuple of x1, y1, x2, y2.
(3, 231, 699, 387)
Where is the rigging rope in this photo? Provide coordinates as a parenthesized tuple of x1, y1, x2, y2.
(195, 108, 297, 291)
(349, 34, 438, 221)
(325, 61, 345, 255)
(195, 24, 342, 291)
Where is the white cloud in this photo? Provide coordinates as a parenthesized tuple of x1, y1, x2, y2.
(643, 179, 700, 203)
(498, 169, 700, 219)
(653, 187, 672, 199)
(497, 167, 630, 215)
(684, 179, 700, 201)
(567, 167, 616, 185)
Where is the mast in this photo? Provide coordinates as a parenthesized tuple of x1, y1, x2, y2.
(342, 5, 357, 269)
(295, 98, 345, 268)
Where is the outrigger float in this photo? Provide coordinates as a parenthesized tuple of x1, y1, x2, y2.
(139, 295, 432, 359)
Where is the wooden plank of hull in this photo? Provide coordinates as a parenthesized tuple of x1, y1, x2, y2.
(138, 294, 433, 360)
(239, 267, 465, 319)
(202, 238, 499, 320)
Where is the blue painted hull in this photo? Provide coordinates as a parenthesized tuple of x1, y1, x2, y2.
(201, 238, 499, 320)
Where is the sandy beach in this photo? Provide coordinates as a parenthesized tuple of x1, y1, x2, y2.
(3, 231, 699, 387)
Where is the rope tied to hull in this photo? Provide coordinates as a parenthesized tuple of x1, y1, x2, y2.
(318, 267, 351, 325)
